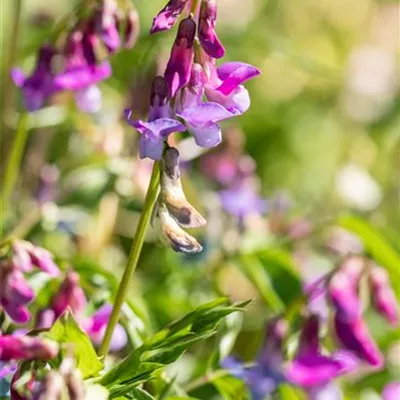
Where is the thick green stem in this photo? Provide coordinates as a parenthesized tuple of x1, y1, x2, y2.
(98, 161, 160, 357)
(1, 112, 29, 238)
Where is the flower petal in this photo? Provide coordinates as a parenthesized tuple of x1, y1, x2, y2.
(206, 86, 250, 115)
(216, 62, 261, 95)
(74, 85, 102, 113)
(10, 68, 26, 87)
(186, 121, 222, 148)
(178, 102, 233, 125)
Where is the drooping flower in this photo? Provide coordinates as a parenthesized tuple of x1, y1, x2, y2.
(164, 16, 196, 97)
(286, 315, 358, 390)
(222, 318, 287, 400)
(333, 314, 384, 367)
(125, 76, 186, 160)
(11, 45, 59, 112)
(368, 265, 399, 326)
(0, 336, 58, 361)
(198, 0, 225, 59)
(150, 0, 190, 34)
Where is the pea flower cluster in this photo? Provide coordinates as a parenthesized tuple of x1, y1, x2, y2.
(125, 0, 261, 160)
(12, 0, 139, 113)
(0, 240, 60, 323)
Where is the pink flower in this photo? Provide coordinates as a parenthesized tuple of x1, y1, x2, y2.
(150, 0, 190, 34)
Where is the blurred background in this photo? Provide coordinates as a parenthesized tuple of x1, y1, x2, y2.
(1, 0, 399, 399)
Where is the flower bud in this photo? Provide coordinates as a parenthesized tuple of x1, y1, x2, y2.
(150, 0, 190, 34)
(160, 147, 206, 228)
(164, 16, 196, 97)
(176, 63, 206, 111)
(158, 203, 203, 253)
(0, 336, 58, 361)
(369, 266, 399, 326)
(124, 8, 140, 48)
(149, 76, 171, 120)
(334, 314, 383, 367)
(95, 0, 121, 53)
(198, 0, 225, 59)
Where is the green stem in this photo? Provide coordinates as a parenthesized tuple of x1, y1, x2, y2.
(0, 112, 29, 238)
(98, 161, 160, 357)
(190, 0, 200, 14)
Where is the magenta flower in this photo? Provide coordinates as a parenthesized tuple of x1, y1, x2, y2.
(11, 45, 58, 112)
(94, 0, 121, 53)
(383, 382, 400, 400)
(85, 304, 128, 352)
(286, 315, 358, 389)
(369, 266, 399, 326)
(222, 318, 287, 400)
(0, 335, 58, 361)
(198, 0, 225, 59)
(150, 0, 190, 34)
(55, 31, 112, 113)
(205, 61, 261, 114)
(164, 16, 196, 97)
(219, 180, 266, 220)
(334, 314, 383, 367)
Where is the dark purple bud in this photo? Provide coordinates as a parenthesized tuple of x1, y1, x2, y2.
(150, 0, 190, 34)
(198, 0, 225, 59)
(369, 266, 399, 326)
(149, 76, 171, 121)
(0, 336, 58, 361)
(328, 256, 365, 321)
(334, 314, 383, 367)
(164, 16, 196, 97)
(50, 271, 87, 319)
(176, 63, 205, 111)
(124, 8, 140, 48)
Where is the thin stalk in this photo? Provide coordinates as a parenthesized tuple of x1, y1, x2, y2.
(0, 112, 29, 238)
(98, 161, 161, 357)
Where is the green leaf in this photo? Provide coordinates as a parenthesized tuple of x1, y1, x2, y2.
(213, 375, 247, 400)
(43, 311, 103, 378)
(129, 388, 156, 400)
(278, 384, 305, 399)
(339, 214, 400, 296)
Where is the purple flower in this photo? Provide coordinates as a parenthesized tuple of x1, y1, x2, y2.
(0, 335, 58, 361)
(125, 76, 186, 160)
(286, 316, 358, 389)
(369, 266, 399, 326)
(94, 0, 121, 53)
(205, 61, 261, 114)
(11, 45, 58, 112)
(150, 0, 190, 34)
(383, 382, 400, 400)
(334, 314, 383, 367)
(164, 16, 196, 97)
(85, 304, 127, 352)
(219, 180, 266, 220)
(222, 318, 287, 400)
(198, 0, 225, 59)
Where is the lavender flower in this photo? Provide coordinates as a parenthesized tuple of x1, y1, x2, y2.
(125, 76, 186, 160)
(11, 45, 58, 112)
(150, 0, 190, 34)
(198, 0, 225, 59)
(0, 336, 58, 361)
(164, 16, 196, 97)
(222, 318, 287, 400)
(219, 180, 266, 221)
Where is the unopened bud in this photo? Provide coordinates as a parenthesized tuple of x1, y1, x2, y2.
(158, 203, 202, 253)
(160, 147, 206, 228)
(150, 0, 190, 34)
(369, 266, 399, 326)
(124, 8, 140, 48)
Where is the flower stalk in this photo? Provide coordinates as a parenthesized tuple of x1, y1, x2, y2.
(1, 112, 29, 237)
(98, 161, 161, 357)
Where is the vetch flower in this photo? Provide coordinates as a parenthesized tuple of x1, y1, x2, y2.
(164, 16, 196, 97)
(0, 336, 58, 361)
(150, 0, 190, 34)
(333, 314, 384, 367)
(198, 0, 225, 59)
(205, 61, 261, 114)
(286, 315, 358, 390)
(219, 180, 266, 221)
(369, 266, 399, 326)
(125, 76, 186, 160)
(11, 45, 58, 112)
(222, 318, 287, 400)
